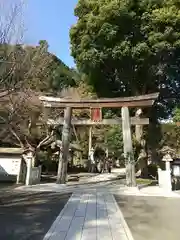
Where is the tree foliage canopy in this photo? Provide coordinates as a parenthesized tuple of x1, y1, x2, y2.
(173, 107, 180, 123)
(70, 0, 180, 118)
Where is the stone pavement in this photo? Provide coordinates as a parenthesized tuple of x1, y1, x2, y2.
(15, 172, 124, 195)
(43, 191, 134, 240)
(16, 171, 124, 192)
(82, 172, 121, 183)
(16, 176, 180, 198)
(15, 172, 134, 239)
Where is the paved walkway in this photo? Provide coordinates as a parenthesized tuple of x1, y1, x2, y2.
(43, 191, 133, 240)
(13, 169, 180, 240)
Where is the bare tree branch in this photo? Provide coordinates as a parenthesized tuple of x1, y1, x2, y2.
(36, 130, 54, 150)
(9, 126, 24, 148)
(0, 0, 25, 95)
(0, 2, 54, 152)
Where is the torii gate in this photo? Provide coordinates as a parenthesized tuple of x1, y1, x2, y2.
(39, 92, 159, 186)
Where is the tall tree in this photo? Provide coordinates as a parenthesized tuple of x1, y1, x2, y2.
(70, 0, 180, 119)
(46, 56, 77, 95)
(0, 0, 26, 96)
(172, 107, 180, 150)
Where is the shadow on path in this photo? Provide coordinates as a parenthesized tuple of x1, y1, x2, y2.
(0, 191, 71, 240)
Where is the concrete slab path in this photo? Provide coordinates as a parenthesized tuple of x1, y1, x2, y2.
(43, 192, 134, 240)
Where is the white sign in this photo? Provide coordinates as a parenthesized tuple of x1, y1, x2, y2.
(0, 157, 21, 175)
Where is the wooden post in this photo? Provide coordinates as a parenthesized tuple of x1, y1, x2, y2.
(56, 107, 72, 184)
(106, 148, 109, 158)
(121, 107, 136, 187)
(88, 126, 92, 156)
(88, 126, 92, 172)
(135, 125, 143, 143)
(135, 108, 143, 176)
(135, 108, 148, 177)
(135, 108, 143, 141)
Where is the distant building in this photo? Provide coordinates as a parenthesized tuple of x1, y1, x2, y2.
(0, 148, 23, 182)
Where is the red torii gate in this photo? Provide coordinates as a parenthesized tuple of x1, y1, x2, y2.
(39, 92, 159, 186)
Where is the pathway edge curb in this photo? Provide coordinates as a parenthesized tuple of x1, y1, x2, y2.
(43, 192, 73, 240)
(111, 194, 135, 240)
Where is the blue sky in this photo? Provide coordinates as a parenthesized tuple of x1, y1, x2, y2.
(25, 0, 78, 67)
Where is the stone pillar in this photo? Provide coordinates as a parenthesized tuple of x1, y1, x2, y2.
(162, 153, 173, 171)
(25, 152, 33, 186)
(165, 161, 171, 171)
(121, 107, 136, 187)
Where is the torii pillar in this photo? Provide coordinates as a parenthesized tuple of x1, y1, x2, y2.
(121, 107, 136, 187)
(57, 107, 72, 184)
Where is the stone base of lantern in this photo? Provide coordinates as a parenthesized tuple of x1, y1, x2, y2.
(158, 168, 172, 192)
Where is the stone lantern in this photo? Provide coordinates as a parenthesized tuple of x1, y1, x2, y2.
(162, 153, 173, 170)
(160, 146, 175, 169)
(158, 146, 176, 192)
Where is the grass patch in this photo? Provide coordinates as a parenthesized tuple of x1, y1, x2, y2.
(136, 178, 155, 185)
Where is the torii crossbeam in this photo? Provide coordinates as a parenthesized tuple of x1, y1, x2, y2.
(47, 117, 149, 126)
(39, 92, 159, 108)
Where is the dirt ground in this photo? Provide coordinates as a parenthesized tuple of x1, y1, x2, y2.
(115, 194, 180, 240)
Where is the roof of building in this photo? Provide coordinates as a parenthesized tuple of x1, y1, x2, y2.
(0, 148, 23, 154)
